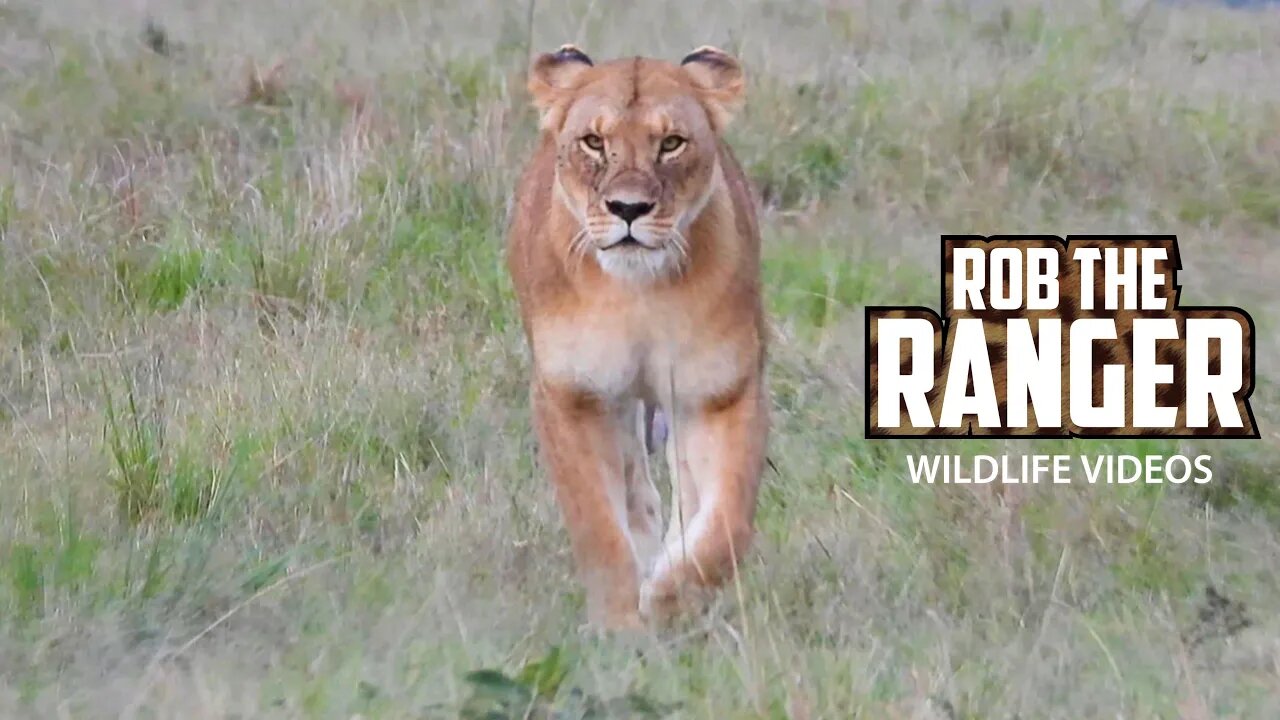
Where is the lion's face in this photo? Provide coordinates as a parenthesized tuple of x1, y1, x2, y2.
(528, 46, 745, 283)
(554, 80, 716, 282)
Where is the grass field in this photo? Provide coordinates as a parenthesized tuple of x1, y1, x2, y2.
(3, 0, 1280, 717)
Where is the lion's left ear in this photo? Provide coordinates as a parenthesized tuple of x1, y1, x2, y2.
(528, 44, 594, 131)
(680, 46, 745, 131)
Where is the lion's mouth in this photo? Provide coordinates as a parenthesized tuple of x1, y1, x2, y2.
(602, 235, 653, 251)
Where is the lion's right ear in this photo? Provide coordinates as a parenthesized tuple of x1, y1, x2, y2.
(528, 45, 593, 130)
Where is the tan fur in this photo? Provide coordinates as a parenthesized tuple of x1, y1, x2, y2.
(506, 46, 768, 630)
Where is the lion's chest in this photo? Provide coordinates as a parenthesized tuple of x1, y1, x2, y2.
(531, 306, 747, 406)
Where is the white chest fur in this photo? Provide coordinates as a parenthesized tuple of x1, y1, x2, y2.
(531, 302, 750, 408)
(532, 311, 643, 398)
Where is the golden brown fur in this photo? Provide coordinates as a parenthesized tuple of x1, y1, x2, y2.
(506, 45, 768, 629)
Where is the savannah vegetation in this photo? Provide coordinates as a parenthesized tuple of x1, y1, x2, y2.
(2, 0, 1280, 717)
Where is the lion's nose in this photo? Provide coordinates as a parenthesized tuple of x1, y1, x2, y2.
(605, 200, 655, 223)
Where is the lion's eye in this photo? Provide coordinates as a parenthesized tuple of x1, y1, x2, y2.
(659, 135, 686, 155)
(580, 134, 604, 152)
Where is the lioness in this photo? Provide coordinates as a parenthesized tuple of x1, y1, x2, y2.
(506, 44, 767, 630)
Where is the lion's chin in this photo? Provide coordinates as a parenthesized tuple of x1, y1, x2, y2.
(594, 244, 681, 283)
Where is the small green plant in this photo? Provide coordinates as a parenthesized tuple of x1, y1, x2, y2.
(2, 500, 102, 621)
(138, 244, 207, 311)
(459, 647, 677, 720)
(6, 543, 43, 620)
(102, 372, 166, 525)
(100, 371, 225, 526)
(0, 181, 14, 233)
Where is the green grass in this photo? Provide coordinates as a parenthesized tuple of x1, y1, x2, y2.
(2, 0, 1280, 717)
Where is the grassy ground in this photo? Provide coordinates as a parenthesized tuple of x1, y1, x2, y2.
(2, 0, 1280, 717)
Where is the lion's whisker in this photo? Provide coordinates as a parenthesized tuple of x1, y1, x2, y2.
(566, 227, 592, 275)
(669, 227, 692, 275)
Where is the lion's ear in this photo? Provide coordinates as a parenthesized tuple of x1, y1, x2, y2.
(528, 45, 593, 130)
(680, 46, 745, 131)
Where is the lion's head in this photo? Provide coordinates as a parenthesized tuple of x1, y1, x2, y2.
(527, 45, 745, 283)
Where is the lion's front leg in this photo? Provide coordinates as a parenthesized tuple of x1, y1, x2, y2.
(626, 402, 664, 578)
(641, 375, 767, 623)
(532, 380, 643, 631)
